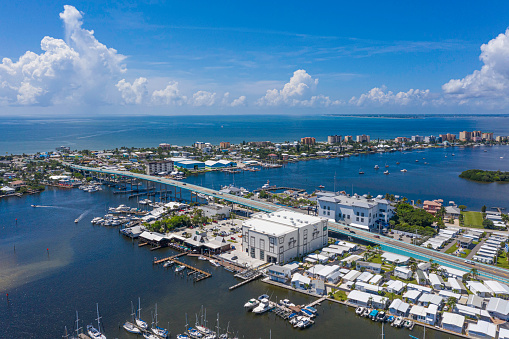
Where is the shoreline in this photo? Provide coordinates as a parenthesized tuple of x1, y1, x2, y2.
(261, 278, 467, 339)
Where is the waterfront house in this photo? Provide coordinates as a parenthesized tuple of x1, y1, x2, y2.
(441, 312, 465, 334)
(466, 320, 497, 339)
(394, 266, 412, 280)
(347, 290, 388, 309)
(311, 280, 326, 295)
(486, 297, 509, 320)
(314, 265, 340, 281)
(267, 265, 292, 283)
(426, 304, 439, 325)
(10, 180, 25, 189)
(291, 273, 311, 290)
(139, 231, 171, 247)
(389, 299, 410, 317)
(0, 186, 15, 194)
(423, 199, 443, 215)
(326, 271, 343, 284)
(409, 305, 427, 322)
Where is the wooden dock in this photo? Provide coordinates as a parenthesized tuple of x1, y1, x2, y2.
(172, 258, 212, 282)
(229, 272, 263, 290)
(307, 296, 327, 307)
(153, 252, 187, 264)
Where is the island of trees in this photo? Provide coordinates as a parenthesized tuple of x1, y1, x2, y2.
(459, 169, 509, 183)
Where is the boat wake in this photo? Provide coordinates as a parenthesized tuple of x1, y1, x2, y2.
(75, 209, 91, 223)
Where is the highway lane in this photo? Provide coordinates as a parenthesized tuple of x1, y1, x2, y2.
(67, 163, 509, 282)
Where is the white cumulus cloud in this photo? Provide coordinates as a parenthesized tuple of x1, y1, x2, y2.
(116, 77, 148, 104)
(349, 86, 431, 106)
(0, 5, 126, 106)
(151, 81, 188, 105)
(442, 29, 509, 106)
(257, 69, 339, 107)
(191, 91, 216, 106)
(222, 92, 247, 107)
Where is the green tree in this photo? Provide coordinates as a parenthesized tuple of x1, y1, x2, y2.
(481, 205, 487, 213)
(458, 205, 467, 211)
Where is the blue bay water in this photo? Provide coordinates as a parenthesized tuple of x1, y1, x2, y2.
(1, 115, 509, 154)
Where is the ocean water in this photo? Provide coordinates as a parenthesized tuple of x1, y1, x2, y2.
(0, 187, 460, 339)
(1, 114, 509, 154)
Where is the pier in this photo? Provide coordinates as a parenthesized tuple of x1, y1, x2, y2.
(307, 296, 326, 308)
(153, 253, 211, 282)
(229, 271, 263, 290)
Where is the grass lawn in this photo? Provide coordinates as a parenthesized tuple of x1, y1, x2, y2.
(462, 211, 484, 228)
(460, 249, 471, 258)
(445, 243, 459, 254)
(368, 254, 383, 264)
(331, 290, 348, 301)
(497, 252, 509, 270)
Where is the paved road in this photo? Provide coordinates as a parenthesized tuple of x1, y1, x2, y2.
(66, 162, 509, 282)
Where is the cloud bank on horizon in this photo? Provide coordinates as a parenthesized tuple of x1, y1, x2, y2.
(1, 5, 509, 111)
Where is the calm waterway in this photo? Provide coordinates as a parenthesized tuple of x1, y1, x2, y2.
(2, 114, 509, 154)
(1, 187, 461, 339)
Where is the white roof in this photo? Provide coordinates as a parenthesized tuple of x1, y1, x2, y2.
(441, 312, 465, 328)
(382, 252, 410, 263)
(343, 270, 361, 281)
(395, 266, 411, 274)
(356, 271, 374, 282)
(403, 289, 421, 300)
(486, 297, 509, 316)
(448, 278, 465, 291)
(407, 283, 432, 293)
(409, 305, 427, 317)
(419, 293, 443, 305)
(291, 273, 311, 285)
(316, 265, 340, 277)
(389, 298, 410, 313)
(500, 328, 509, 339)
(484, 280, 509, 295)
(467, 281, 493, 294)
(369, 274, 382, 285)
(387, 280, 406, 292)
(467, 320, 497, 338)
(347, 290, 388, 305)
(139, 231, 166, 242)
(243, 218, 295, 237)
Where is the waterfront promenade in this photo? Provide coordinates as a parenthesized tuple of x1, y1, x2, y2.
(66, 162, 509, 282)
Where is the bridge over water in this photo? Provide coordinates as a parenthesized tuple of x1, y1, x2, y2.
(66, 162, 509, 282)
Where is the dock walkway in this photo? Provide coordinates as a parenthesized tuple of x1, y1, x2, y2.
(171, 258, 212, 282)
(307, 296, 327, 308)
(153, 252, 187, 264)
(229, 272, 263, 290)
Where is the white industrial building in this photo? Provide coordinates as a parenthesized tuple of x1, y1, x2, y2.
(316, 192, 394, 231)
(146, 160, 174, 175)
(242, 210, 328, 264)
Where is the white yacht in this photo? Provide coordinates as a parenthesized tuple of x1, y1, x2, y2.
(243, 298, 259, 310)
(252, 299, 271, 314)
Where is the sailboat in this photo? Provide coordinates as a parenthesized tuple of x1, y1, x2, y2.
(195, 307, 215, 337)
(124, 301, 142, 334)
(151, 303, 169, 338)
(177, 313, 191, 339)
(136, 297, 149, 330)
(87, 304, 106, 339)
(73, 311, 82, 339)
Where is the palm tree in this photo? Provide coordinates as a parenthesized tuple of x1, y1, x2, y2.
(470, 268, 479, 280)
(446, 296, 457, 311)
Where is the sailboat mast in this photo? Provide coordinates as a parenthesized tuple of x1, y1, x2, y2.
(138, 297, 142, 319)
(96, 303, 101, 332)
(155, 303, 158, 327)
(75, 311, 81, 336)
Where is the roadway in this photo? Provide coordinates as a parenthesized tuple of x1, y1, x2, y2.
(66, 162, 509, 283)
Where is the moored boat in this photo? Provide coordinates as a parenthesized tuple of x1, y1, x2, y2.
(355, 306, 364, 315)
(123, 322, 141, 334)
(244, 298, 259, 310)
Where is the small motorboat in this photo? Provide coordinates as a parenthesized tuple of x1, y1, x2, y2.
(209, 259, 220, 267)
(386, 315, 395, 323)
(355, 307, 364, 315)
(392, 316, 403, 327)
(318, 185, 325, 189)
(415, 159, 419, 162)
(123, 321, 141, 334)
(175, 265, 185, 273)
(404, 319, 414, 330)
(396, 162, 400, 165)
(384, 170, 389, 175)
(177, 334, 190, 339)
(279, 299, 295, 308)
(252, 299, 271, 314)
(400, 169, 407, 172)
(361, 308, 370, 317)
(376, 311, 386, 322)
(198, 256, 207, 260)
(163, 260, 174, 268)
(244, 298, 260, 310)
(74, 219, 79, 223)
(374, 165, 379, 170)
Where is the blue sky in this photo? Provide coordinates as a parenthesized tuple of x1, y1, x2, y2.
(2, 1, 509, 115)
